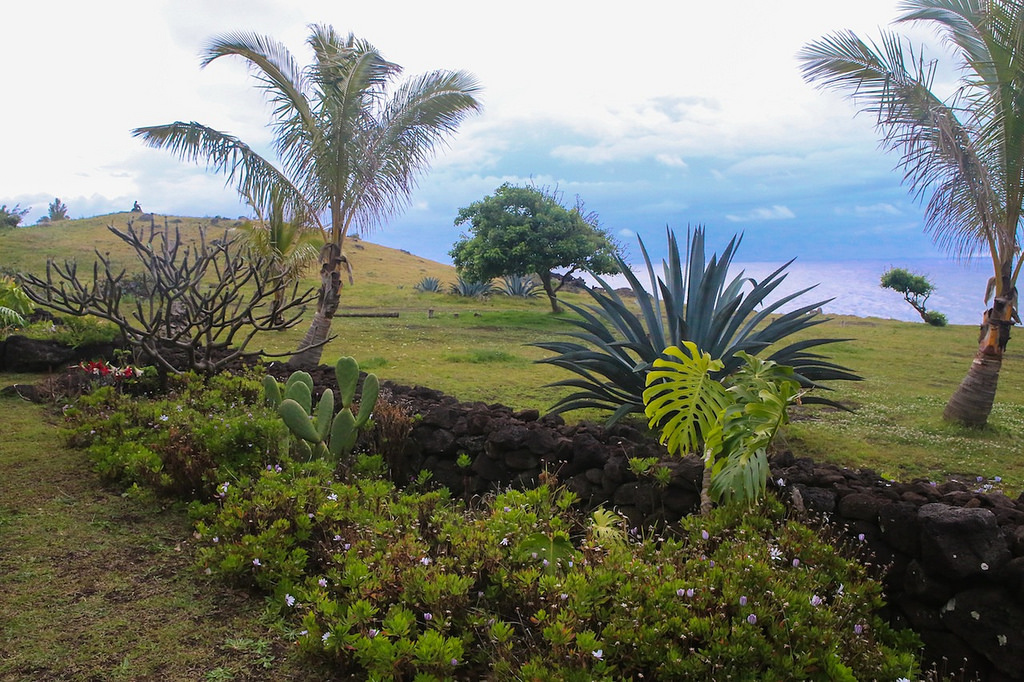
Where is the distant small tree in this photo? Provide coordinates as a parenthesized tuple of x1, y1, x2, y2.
(450, 184, 621, 313)
(0, 204, 29, 229)
(880, 267, 947, 326)
(46, 197, 69, 222)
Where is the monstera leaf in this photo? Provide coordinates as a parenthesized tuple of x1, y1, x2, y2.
(643, 342, 731, 457)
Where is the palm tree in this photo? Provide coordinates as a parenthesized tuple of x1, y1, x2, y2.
(133, 25, 481, 366)
(799, 0, 1024, 427)
(237, 187, 324, 321)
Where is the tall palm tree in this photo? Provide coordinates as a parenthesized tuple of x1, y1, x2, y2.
(799, 0, 1024, 427)
(133, 25, 482, 366)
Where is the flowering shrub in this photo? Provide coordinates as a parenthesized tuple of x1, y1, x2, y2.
(74, 359, 147, 385)
(197, 470, 921, 680)
(62, 369, 286, 498)
(59, 368, 921, 679)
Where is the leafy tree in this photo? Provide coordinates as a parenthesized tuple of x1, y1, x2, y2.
(800, 0, 1024, 426)
(133, 26, 481, 367)
(880, 267, 946, 326)
(0, 204, 28, 229)
(450, 184, 621, 313)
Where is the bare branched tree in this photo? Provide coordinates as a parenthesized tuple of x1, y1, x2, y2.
(18, 221, 317, 374)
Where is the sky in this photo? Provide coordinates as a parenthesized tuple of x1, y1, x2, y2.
(1, 0, 968, 267)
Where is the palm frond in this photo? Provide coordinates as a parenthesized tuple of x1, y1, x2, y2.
(131, 122, 317, 230)
(800, 1, 1024, 290)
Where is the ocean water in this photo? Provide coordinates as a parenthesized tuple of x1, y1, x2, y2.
(587, 258, 994, 327)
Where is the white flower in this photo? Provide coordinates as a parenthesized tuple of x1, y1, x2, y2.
(285, 594, 296, 607)
(592, 649, 603, 660)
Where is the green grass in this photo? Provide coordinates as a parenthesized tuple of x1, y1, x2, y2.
(0, 394, 331, 681)
(4, 212, 1023, 491)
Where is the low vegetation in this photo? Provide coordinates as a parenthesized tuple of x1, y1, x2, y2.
(47, 368, 921, 679)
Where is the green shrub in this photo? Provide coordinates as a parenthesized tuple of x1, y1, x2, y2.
(63, 370, 286, 498)
(21, 315, 121, 347)
(0, 275, 32, 316)
(923, 310, 948, 327)
(196, 472, 920, 680)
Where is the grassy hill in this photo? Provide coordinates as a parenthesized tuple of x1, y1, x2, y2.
(2, 213, 1023, 491)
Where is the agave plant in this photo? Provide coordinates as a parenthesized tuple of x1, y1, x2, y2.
(501, 274, 540, 298)
(449, 276, 495, 298)
(533, 226, 859, 425)
(415, 276, 443, 293)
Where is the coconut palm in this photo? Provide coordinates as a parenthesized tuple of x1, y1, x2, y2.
(799, 0, 1024, 426)
(133, 25, 481, 366)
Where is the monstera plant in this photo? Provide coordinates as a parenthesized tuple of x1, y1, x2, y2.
(644, 343, 802, 513)
(534, 226, 859, 425)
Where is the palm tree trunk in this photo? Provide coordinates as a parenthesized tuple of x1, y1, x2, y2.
(943, 300, 1013, 426)
(288, 241, 347, 367)
(943, 352, 1002, 426)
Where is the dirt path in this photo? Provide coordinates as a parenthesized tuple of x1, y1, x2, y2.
(0, 395, 328, 681)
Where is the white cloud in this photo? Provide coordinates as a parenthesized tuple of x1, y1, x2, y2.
(725, 205, 796, 222)
(851, 203, 903, 217)
(656, 154, 688, 169)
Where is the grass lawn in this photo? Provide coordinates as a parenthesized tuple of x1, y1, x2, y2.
(0, 394, 332, 681)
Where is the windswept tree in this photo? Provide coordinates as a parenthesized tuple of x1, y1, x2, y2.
(800, 0, 1024, 426)
(0, 204, 28, 229)
(133, 25, 482, 366)
(880, 266, 947, 326)
(450, 184, 621, 313)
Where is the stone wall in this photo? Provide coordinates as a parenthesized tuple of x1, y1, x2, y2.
(375, 380, 1024, 681)
(0, 335, 119, 373)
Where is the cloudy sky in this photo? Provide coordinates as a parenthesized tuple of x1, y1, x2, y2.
(2, 0, 958, 265)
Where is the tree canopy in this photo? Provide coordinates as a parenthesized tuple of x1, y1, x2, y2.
(450, 184, 621, 312)
(0, 204, 28, 229)
(880, 267, 946, 326)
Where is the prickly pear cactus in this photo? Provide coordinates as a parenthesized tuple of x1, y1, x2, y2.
(273, 357, 380, 462)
